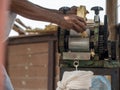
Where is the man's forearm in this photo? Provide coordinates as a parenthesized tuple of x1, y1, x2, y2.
(10, 0, 63, 25)
(35, 4, 62, 14)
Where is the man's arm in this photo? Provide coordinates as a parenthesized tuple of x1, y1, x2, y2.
(10, 0, 62, 23)
(10, 0, 86, 33)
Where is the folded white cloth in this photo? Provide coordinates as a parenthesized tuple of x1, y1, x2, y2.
(56, 70, 93, 90)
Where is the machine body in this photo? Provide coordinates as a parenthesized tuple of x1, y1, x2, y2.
(58, 6, 109, 61)
(58, 6, 119, 69)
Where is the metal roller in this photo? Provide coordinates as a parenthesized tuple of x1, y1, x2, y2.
(69, 37, 89, 52)
(70, 29, 90, 37)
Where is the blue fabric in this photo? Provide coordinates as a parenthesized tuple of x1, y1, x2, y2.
(91, 76, 111, 90)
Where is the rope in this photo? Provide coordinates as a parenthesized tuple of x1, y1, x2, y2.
(56, 70, 93, 90)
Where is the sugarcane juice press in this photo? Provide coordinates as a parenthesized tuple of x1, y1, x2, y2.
(57, 6, 120, 86)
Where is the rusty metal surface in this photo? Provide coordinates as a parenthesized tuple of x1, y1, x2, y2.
(60, 60, 120, 68)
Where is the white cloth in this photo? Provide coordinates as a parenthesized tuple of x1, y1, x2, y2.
(56, 70, 93, 90)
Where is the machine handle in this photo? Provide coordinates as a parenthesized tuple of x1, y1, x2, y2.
(91, 6, 103, 15)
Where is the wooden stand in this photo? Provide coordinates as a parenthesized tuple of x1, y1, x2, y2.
(6, 34, 57, 90)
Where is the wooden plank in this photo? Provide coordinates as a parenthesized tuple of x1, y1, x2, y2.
(8, 43, 48, 55)
(8, 66, 48, 78)
(48, 41, 56, 90)
(8, 34, 57, 45)
(106, 0, 118, 41)
(8, 53, 48, 66)
(11, 78, 47, 89)
(13, 24, 26, 35)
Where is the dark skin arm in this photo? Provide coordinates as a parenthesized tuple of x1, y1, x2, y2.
(10, 0, 86, 32)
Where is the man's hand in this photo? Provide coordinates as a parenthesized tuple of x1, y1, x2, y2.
(58, 6, 86, 33)
(67, 6, 77, 14)
(59, 14, 86, 33)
